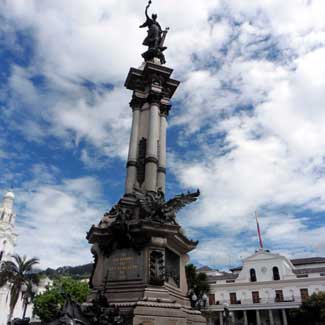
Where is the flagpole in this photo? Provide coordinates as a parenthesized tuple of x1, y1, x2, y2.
(255, 211, 264, 250)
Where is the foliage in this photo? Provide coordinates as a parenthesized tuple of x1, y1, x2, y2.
(289, 292, 325, 325)
(33, 277, 90, 322)
(0, 254, 39, 321)
(185, 264, 209, 296)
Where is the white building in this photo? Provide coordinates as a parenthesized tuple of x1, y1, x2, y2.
(204, 249, 325, 325)
(0, 191, 51, 324)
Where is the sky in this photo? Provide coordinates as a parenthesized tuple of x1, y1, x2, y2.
(1, 0, 325, 270)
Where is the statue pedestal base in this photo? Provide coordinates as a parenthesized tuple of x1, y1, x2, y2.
(87, 218, 206, 325)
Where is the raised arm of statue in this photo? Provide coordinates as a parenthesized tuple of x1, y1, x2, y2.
(139, 0, 152, 28)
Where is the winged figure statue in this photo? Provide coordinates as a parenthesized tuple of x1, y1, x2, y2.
(134, 188, 200, 223)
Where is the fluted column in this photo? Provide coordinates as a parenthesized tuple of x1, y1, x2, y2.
(256, 310, 261, 325)
(268, 309, 274, 325)
(125, 96, 143, 194)
(219, 311, 224, 325)
(243, 310, 248, 325)
(144, 93, 161, 192)
(157, 104, 170, 193)
(282, 309, 288, 325)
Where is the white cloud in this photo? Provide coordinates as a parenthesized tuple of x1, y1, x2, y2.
(14, 166, 106, 268)
(1, 0, 325, 267)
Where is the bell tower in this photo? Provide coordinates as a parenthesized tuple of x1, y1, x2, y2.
(0, 191, 17, 263)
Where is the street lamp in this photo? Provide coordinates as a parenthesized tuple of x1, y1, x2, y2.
(21, 282, 38, 320)
(223, 303, 230, 325)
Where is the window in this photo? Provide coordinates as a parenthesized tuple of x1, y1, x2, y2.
(0, 251, 3, 261)
(208, 294, 215, 305)
(230, 292, 237, 304)
(275, 290, 284, 302)
(252, 291, 260, 303)
(300, 288, 309, 302)
(226, 280, 235, 283)
(320, 273, 325, 276)
(250, 268, 257, 282)
(273, 266, 280, 280)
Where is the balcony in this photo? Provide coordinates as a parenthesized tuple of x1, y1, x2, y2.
(207, 297, 302, 311)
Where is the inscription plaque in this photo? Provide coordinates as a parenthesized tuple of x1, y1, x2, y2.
(107, 248, 144, 281)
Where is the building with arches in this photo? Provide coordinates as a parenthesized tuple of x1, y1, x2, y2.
(203, 249, 325, 325)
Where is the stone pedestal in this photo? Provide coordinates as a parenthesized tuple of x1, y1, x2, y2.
(87, 191, 205, 325)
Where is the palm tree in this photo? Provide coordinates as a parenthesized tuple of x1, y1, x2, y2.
(0, 254, 39, 321)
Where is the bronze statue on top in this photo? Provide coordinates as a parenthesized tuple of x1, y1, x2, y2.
(140, 0, 169, 64)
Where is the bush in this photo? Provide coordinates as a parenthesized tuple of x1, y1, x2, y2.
(33, 277, 90, 322)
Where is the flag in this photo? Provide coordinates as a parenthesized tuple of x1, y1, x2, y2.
(255, 211, 264, 249)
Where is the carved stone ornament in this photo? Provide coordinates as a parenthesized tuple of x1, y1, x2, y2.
(49, 292, 127, 325)
(149, 250, 165, 285)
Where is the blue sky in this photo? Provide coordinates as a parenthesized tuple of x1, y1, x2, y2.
(1, 0, 325, 269)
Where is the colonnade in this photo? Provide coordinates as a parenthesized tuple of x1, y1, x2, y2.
(212, 308, 288, 325)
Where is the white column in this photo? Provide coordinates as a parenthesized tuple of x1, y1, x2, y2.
(243, 310, 248, 325)
(219, 311, 224, 325)
(282, 309, 288, 325)
(157, 112, 168, 193)
(125, 106, 141, 194)
(145, 101, 160, 192)
(256, 310, 261, 325)
(268, 309, 274, 325)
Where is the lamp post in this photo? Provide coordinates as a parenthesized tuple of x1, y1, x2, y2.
(223, 303, 230, 325)
(189, 291, 208, 311)
(21, 283, 38, 320)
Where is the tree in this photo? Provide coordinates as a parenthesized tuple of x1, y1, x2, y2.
(0, 254, 39, 322)
(185, 264, 209, 296)
(33, 277, 90, 322)
(289, 292, 325, 325)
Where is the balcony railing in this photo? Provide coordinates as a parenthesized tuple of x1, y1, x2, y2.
(213, 296, 302, 306)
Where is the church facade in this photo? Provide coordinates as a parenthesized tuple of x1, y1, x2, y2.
(0, 191, 35, 324)
(203, 249, 325, 325)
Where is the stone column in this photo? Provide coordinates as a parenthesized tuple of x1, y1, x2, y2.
(282, 309, 288, 325)
(243, 310, 248, 325)
(145, 94, 161, 192)
(125, 96, 143, 194)
(157, 104, 170, 193)
(219, 311, 224, 325)
(256, 310, 261, 325)
(268, 309, 274, 325)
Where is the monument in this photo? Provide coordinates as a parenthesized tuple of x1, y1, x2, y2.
(50, 1, 206, 324)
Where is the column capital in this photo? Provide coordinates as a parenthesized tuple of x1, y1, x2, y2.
(129, 95, 146, 110)
(148, 92, 163, 105)
(160, 104, 171, 117)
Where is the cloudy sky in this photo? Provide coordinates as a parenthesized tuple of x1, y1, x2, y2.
(1, 0, 325, 269)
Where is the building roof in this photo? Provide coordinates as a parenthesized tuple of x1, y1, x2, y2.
(293, 267, 325, 275)
(291, 257, 325, 266)
(207, 272, 239, 283)
(197, 266, 214, 272)
(229, 257, 325, 272)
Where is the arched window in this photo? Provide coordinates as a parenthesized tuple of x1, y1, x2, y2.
(273, 266, 280, 280)
(250, 268, 257, 282)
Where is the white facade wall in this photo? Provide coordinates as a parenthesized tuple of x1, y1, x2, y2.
(205, 250, 325, 325)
